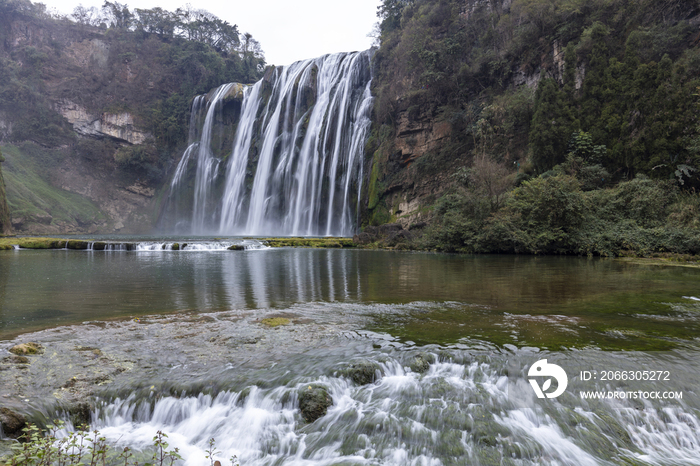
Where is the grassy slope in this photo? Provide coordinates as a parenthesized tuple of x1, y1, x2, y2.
(0, 162, 11, 235)
(0, 144, 105, 229)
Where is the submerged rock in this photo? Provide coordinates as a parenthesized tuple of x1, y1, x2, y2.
(5, 355, 30, 364)
(9, 342, 43, 355)
(0, 407, 26, 438)
(408, 352, 435, 374)
(340, 360, 383, 385)
(68, 401, 93, 427)
(298, 385, 332, 423)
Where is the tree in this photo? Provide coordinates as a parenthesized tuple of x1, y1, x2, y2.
(71, 4, 99, 25)
(529, 78, 576, 173)
(173, 6, 240, 51)
(468, 155, 515, 211)
(377, 0, 413, 34)
(102, 1, 133, 30)
(135, 7, 177, 37)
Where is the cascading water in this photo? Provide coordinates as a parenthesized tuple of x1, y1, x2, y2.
(162, 51, 374, 236)
(75, 344, 700, 466)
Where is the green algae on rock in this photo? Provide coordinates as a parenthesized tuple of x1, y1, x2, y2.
(261, 317, 290, 327)
(261, 237, 355, 248)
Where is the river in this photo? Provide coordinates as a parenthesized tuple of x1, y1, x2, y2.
(1, 240, 700, 465)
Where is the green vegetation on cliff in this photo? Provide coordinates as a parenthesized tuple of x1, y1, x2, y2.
(0, 144, 106, 232)
(366, 0, 700, 256)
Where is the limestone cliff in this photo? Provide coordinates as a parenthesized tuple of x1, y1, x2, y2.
(0, 1, 263, 234)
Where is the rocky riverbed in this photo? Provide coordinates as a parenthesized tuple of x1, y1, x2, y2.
(0, 304, 369, 437)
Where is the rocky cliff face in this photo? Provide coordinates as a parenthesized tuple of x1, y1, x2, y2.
(0, 13, 162, 234)
(55, 101, 151, 145)
(0, 3, 263, 235)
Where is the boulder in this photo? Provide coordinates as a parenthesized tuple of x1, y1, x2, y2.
(6, 355, 29, 364)
(68, 401, 93, 427)
(0, 407, 26, 438)
(408, 352, 435, 374)
(9, 342, 43, 355)
(341, 360, 383, 385)
(298, 385, 332, 423)
(352, 223, 412, 247)
(352, 232, 373, 245)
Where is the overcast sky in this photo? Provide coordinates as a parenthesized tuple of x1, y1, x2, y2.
(38, 0, 382, 66)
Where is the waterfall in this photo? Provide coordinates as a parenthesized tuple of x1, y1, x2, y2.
(163, 50, 374, 236)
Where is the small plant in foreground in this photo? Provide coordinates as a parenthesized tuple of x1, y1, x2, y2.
(204, 438, 219, 466)
(149, 431, 180, 466)
(1, 423, 228, 466)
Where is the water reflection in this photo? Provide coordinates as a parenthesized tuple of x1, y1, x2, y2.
(1, 248, 699, 347)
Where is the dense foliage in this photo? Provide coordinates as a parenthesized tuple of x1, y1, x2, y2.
(368, 0, 700, 256)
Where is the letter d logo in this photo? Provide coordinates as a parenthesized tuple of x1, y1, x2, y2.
(528, 359, 568, 399)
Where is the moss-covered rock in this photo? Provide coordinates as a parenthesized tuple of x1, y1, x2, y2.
(261, 317, 290, 327)
(67, 240, 90, 250)
(262, 237, 356, 248)
(9, 342, 43, 355)
(339, 360, 383, 385)
(408, 352, 435, 374)
(3, 355, 30, 364)
(298, 385, 332, 423)
(228, 244, 245, 250)
(0, 407, 26, 438)
(11, 238, 65, 249)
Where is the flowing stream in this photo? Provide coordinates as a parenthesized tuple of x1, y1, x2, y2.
(84, 344, 700, 465)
